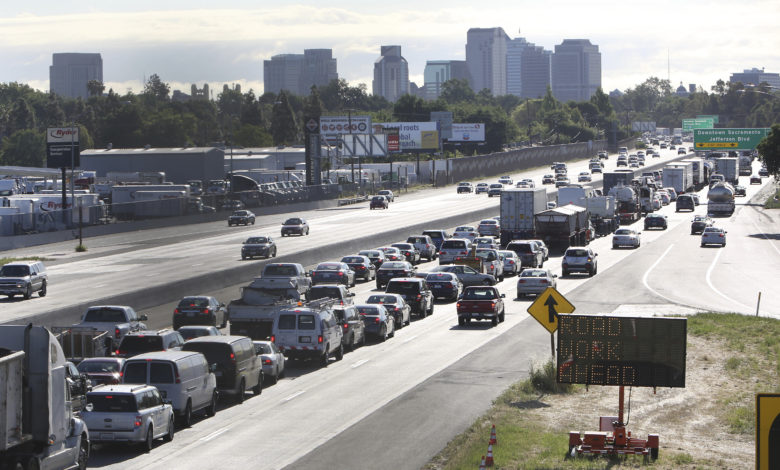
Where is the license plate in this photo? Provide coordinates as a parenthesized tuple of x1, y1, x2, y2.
(299, 336, 311, 343)
(100, 433, 114, 440)
(471, 313, 482, 318)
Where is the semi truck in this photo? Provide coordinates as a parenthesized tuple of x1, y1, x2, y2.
(715, 157, 739, 185)
(681, 158, 706, 190)
(608, 184, 641, 224)
(0, 325, 89, 469)
(557, 186, 617, 236)
(602, 171, 635, 198)
(738, 155, 753, 176)
(707, 182, 736, 216)
(533, 204, 590, 250)
(499, 187, 548, 247)
(664, 162, 694, 193)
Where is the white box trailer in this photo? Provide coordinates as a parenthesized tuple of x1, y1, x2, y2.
(499, 187, 548, 246)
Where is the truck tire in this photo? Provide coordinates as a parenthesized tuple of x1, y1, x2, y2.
(492, 317, 498, 326)
(77, 434, 89, 470)
(181, 401, 192, 427)
(236, 378, 246, 403)
(23, 285, 32, 300)
(205, 391, 217, 417)
(458, 317, 465, 327)
(335, 345, 344, 361)
(499, 309, 505, 323)
(39, 281, 47, 297)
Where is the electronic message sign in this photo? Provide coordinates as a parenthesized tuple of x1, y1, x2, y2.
(557, 315, 686, 388)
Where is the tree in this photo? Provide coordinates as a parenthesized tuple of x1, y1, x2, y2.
(0, 129, 46, 167)
(440, 79, 475, 104)
(303, 86, 323, 122)
(757, 123, 780, 177)
(7, 98, 36, 135)
(234, 124, 272, 147)
(270, 91, 299, 145)
(87, 80, 105, 97)
(143, 74, 170, 101)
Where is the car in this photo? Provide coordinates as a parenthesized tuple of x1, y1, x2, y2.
(228, 210, 255, 226)
(691, 193, 701, 205)
(376, 261, 416, 289)
(0, 260, 47, 299)
(241, 235, 277, 259)
(691, 216, 714, 234)
(561, 247, 598, 277)
(77, 357, 126, 386)
(663, 187, 678, 201)
(678, 147, 686, 155)
(377, 189, 394, 202)
(438, 238, 473, 265)
(505, 240, 544, 268)
(333, 304, 366, 352)
(406, 235, 438, 261)
(452, 230, 478, 241)
(516, 268, 558, 298)
(422, 229, 452, 251)
(385, 277, 434, 317)
(578, 172, 592, 183)
(701, 227, 727, 247)
(675, 194, 695, 212)
(597, 151, 608, 160)
(358, 249, 387, 269)
(457, 182, 474, 193)
(498, 250, 521, 276)
(734, 185, 747, 196)
(173, 296, 227, 329)
(456, 286, 505, 327)
(366, 293, 412, 328)
(425, 272, 463, 301)
(612, 228, 641, 249)
(487, 183, 504, 197)
(629, 160, 639, 168)
(281, 217, 309, 236)
(310, 262, 356, 287)
(475, 182, 489, 193)
(377, 246, 405, 262)
(589, 163, 603, 173)
(253, 340, 286, 384)
(669, 144, 676, 150)
(391, 243, 422, 265)
(688, 146, 695, 153)
(370, 195, 389, 209)
(477, 219, 501, 237)
(356, 304, 395, 342)
(341, 255, 376, 281)
(515, 181, 530, 188)
(546, 201, 557, 209)
(759, 167, 769, 177)
(644, 213, 668, 230)
(115, 329, 185, 358)
(430, 264, 496, 287)
(555, 178, 570, 188)
(498, 176, 513, 185)
(475, 248, 505, 281)
(473, 237, 499, 249)
(542, 174, 556, 185)
(616, 159, 627, 167)
(660, 142, 667, 149)
(309, 284, 354, 306)
(750, 175, 762, 185)
(178, 325, 221, 341)
(182, 335, 264, 401)
(221, 199, 245, 211)
(81, 384, 175, 451)
(657, 190, 671, 205)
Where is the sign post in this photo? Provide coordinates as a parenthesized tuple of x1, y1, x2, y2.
(47, 127, 80, 225)
(756, 393, 780, 469)
(526, 287, 575, 356)
(694, 128, 770, 150)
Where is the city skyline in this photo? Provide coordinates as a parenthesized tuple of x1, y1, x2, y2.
(2, 0, 779, 98)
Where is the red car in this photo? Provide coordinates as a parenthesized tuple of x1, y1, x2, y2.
(456, 286, 505, 327)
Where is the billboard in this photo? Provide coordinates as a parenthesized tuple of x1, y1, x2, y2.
(430, 111, 453, 140)
(46, 127, 80, 168)
(631, 121, 656, 132)
(374, 122, 439, 151)
(450, 123, 485, 142)
(319, 115, 372, 136)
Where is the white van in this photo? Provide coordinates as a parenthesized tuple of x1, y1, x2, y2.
(438, 238, 472, 265)
(271, 300, 343, 368)
(122, 350, 217, 427)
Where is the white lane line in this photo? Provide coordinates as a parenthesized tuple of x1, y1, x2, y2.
(752, 222, 780, 257)
(94, 284, 105, 289)
(145, 272, 159, 277)
(283, 390, 306, 402)
(641, 244, 679, 304)
(351, 359, 369, 369)
(199, 427, 230, 442)
(705, 248, 752, 311)
(402, 335, 417, 344)
(191, 263, 204, 267)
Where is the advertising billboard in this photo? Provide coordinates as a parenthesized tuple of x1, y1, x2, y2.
(46, 127, 80, 168)
(319, 115, 372, 136)
(374, 122, 439, 151)
(449, 123, 485, 142)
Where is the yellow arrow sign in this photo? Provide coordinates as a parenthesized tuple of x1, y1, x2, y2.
(526, 287, 575, 333)
(695, 142, 738, 148)
(756, 393, 780, 469)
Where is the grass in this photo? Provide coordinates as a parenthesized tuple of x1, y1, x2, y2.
(0, 256, 49, 265)
(764, 183, 780, 209)
(425, 313, 779, 469)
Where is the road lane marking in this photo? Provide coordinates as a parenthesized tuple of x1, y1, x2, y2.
(199, 427, 230, 442)
(402, 335, 417, 344)
(641, 244, 679, 304)
(752, 222, 780, 257)
(191, 263, 204, 267)
(351, 359, 369, 369)
(283, 390, 306, 402)
(705, 248, 752, 311)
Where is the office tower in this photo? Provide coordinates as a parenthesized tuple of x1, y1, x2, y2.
(465, 27, 509, 95)
(730, 68, 780, 89)
(49, 53, 103, 99)
(423, 60, 470, 100)
(264, 49, 338, 95)
(551, 39, 601, 102)
(372, 46, 409, 102)
(506, 38, 552, 99)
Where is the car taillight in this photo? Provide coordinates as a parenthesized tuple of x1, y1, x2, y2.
(175, 369, 181, 384)
(440, 251, 446, 255)
(134, 416, 142, 428)
(460, 251, 467, 255)
(518, 280, 525, 284)
(263, 359, 272, 365)
(343, 323, 349, 329)
(450, 281, 458, 287)
(508, 260, 515, 264)
(540, 280, 548, 284)
(374, 318, 381, 323)
(270, 335, 275, 343)
(456, 302, 461, 309)
(115, 349, 122, 355)
(115, 328, 121, 339)
(311, 271, 317, 276)
(202, 308, 210, 314)
(416, 294, 422, 300)
(338, 272, 344, 276)
(230, 352, 236, 364)
(405, 251, 411, 256)
(719, 234, 724, 237)
(318, 335, 323, 344)
(357, 266, 365, 270)
(490, 302, 495, 309)
(174, 308, 180, 314)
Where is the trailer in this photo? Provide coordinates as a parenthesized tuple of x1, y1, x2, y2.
(714, 157, 739, 185)
(499, 187, 547, 247)
(50, 326, 112, 363)
(738, 155, 752, 176)
(681, 158, 705, 190)
(665, 162, 693, 193)
(585, 196, 619, 236)
(602, 171, 634, 198)
(533, 204, 590, 250)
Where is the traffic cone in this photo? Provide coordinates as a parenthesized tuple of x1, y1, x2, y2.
(489, 424, 497, 445)
(485, 444, 495, 466)
(478, 455, 486, 470)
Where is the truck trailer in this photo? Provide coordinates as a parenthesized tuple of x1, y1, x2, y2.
(499, 187, 547, 247)
(533, 204, 590, 250)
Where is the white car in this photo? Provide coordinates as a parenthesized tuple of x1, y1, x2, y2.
(253, 341, 286, 384)
(701, 227, 727, 247)
(516, 268, 558, 298)
(487, 183, 504, 197)
(499, 250, 521, 276)
(498, 176, 513, 185)
(612, 228, 641, 249)
(578, 172, 592, 182)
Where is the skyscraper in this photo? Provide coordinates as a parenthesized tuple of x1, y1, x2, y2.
(49, 53, 103, 99)
(372, 46, 409, 102)
(551, 39, 601, 102)
(730, 68, 780, 90)
(423, 60, 471, 100)
(465, 27, 509, 95)
(263, 49, 338, 96)
(506, 38, 552, 99)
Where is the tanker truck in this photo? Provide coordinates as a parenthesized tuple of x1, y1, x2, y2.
(707, 182, 735, 216)
(608, 184, 641, 224)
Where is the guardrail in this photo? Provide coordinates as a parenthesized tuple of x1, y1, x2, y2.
(337, 196, 369, 206)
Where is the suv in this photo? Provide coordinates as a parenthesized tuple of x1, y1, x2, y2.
(271, 301, 344, 367)
(228, 210, 255, 226)
(562, 247, 598, 277)
(439, 238, 472, 265)
(422, 229, 451, 251)
(0, 261, 48, 299)
(81, 384, 175, 451)
(182, 335, 264, 403)
(406, 235, 438, 261)
(173, 296, 227, 329)
(115, 329, 185, 358)
(333, 304, 366, 352)
(505, 240, 544, 268)
(281, 217, 309, 236)
(675, 194, 695, 212)
(385, 277, 434, 318)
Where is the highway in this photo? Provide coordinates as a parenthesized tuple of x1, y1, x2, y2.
(1, 147, 777, 469)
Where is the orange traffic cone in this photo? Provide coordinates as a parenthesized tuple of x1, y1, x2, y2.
(489, 424, 497, 445)
(485, 444, 494, 466)
(478, 455, 486, 470)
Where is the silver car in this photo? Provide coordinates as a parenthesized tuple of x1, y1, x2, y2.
(477, 219, 500, 237)
(561, 247, 598, 277)
(499, 250, 521, 276)
(253, 341, 286, 384)
(516, 268, 558, 298)
(701, 227, 727, 247)
(612, 228, 641, 249)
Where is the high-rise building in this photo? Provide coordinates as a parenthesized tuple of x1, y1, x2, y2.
(551, 39, 601, 102)
(506, 38, 551, 99)
(730, 68, 780, 90)
(263, 49, 338, 96)
(423, 60, 470, 100)
(466, 27, 509, 95)
(49, 53, 103, 99)
(373, 46, 409, 102)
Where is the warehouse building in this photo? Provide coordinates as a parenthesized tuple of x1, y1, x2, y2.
(79, 147, 224, 184)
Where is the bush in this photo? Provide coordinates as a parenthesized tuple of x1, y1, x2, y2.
(75, 244, 87, 252)
(529, 359, 574, 394)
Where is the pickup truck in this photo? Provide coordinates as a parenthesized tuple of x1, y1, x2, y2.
(69, 305, 148, 350)
(456, 286, 506, 327)
(260, 263, 312, 297)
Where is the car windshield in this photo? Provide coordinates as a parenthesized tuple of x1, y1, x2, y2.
(422, 232, 444, 240)
(379, 262, 406, 270)
(366, 295, 399, 304)
(372, 196, 385, 202)
(87, 393, 138, 413)
(359, 251, 380, 258)
(521, 270, 548, 278)
(441, 240, 466, 249)
(566, 249, 589, 257)
(119, 336, 163, 355)
(316, 263, 341, 271)
(254, 343, 272, 354)
(263, 265, 298, 276)
(386, 282, 419, 294)
(407, 237, 426, 243)
(309, 287, 342, 300)
(283, 218, 302, 225)
(461, 288, 496, 300)
(357, 306, 381, 315)
(246, 237, 268, 243)
(178, 297, 209, 308)
(342, 256, 365, 264)
(615, 229, 633, 235)
(178, 327, 213, 339)
(78, 360, 120, 374)
(508, 243, 532, 253)
(703, 227, 721, 233)
(83, 308, 128, 323)
(480, 220, 497, 225)
(426, 273, 454, 281)
(490, 184, 503, 188)
(392, 244, 413, 250)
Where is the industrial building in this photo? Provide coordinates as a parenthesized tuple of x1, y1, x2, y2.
(79, 147, 224, 184)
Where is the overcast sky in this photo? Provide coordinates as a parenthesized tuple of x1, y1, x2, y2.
(2, 0, 778, 98)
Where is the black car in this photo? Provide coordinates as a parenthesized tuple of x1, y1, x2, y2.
(228, 210, 255, 226)
(749, 176, 761, 185)
(358, 250, 386, 269)
(333, 305, 366, 351)
(430, 265, 496, 287)
(759, 167, 769, 177)
(341, 255, 376, 281)
(425, 272, 463, 302)
(644, 213, 668, 230)
(281, 217, 309, 236)
(173, 295, 228, 329)
(734, 185, 747, 196)
(384, 277, 434, 317)
(241, 236, 277, 259)
(370, 195, 389, 209)
(391, 243, 421, 265)
(376, 261, 416, 289)
(691, 216, 714, 235)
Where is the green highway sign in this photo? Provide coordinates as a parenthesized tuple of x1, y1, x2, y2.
(682, 118, 714, 131)
(694, 128, 770, 150)
(697, 114, 719, 124)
